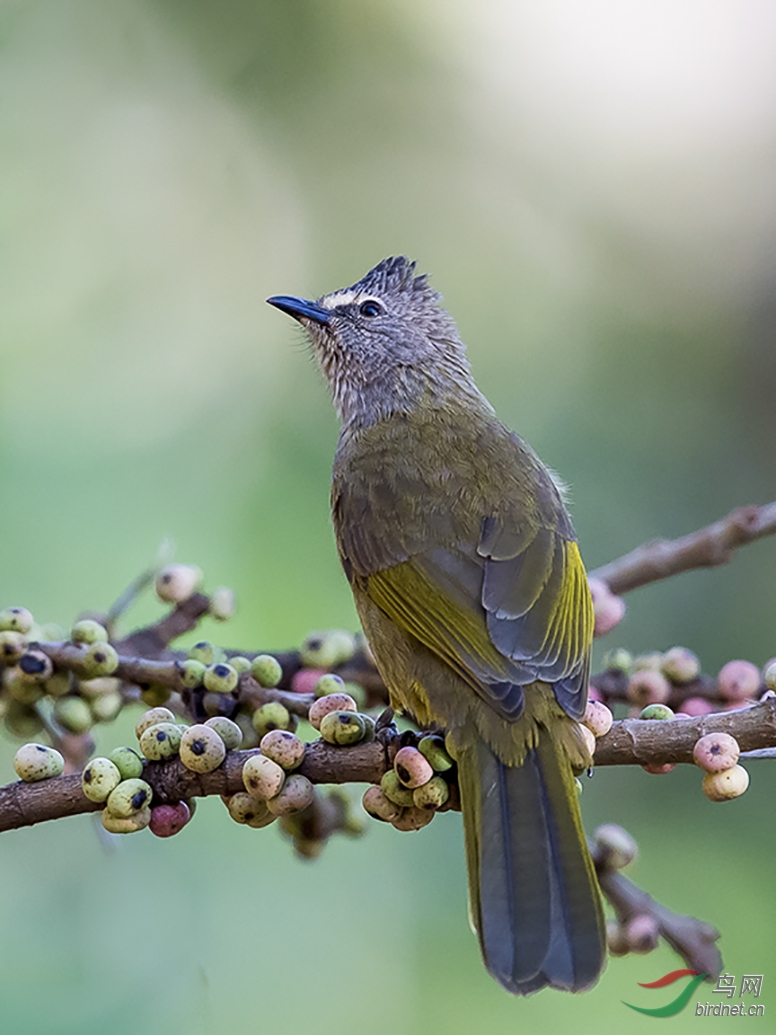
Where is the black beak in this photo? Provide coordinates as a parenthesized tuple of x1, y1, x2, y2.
(266, 295, 331, 325)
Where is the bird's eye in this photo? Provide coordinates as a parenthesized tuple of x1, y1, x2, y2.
(359, 300, 384, 318)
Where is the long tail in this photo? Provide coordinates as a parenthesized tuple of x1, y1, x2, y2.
(457, 729, 606, 995)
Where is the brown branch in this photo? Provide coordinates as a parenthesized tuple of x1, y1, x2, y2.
(589, 501, 776, 595)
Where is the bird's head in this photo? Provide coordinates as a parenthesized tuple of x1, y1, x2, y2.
(268, 257, 478, 427)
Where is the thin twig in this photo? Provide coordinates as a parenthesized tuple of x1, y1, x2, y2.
(589, 502, 776, 596)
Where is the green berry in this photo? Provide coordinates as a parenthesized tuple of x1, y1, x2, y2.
(234, 711, 260, 749)
(208, 587, 235, 621)
(764, 661, 776, 692)
(53, 696, 93, 734)
(661, 646, 700, 684)
(319, 710, 367, 746)
(4, 701, 44, 738)
(187, 642, 218, 665)
(178, 659, 206, 689)
(313, 673, 346, 699)
(17, 650, 53, 682)
(266, 773, 315, 816)
(412, 775, 449, 810)
(105, 778, 154, 817)
(78, 676, 120, 700)
(0, 607, 34, 634)
(242, 754, 285, 799)
(601, 648, 633, 674)
(260, 729, 306, 770)
(202, 692, 233, 717)
(81, 642, 119, 678)
(81, 757, 122, 802)
(179, 724, 226, 773)
(639, 703, 675, 720)
(251, 654, 283, 688)
(252, 701, 292, 738)
(0, 630, 27, 664)
(44, 672, 71, 698)
(300, 629, 356, 668)
(227, 655, 252, 675)
(89, 692, 123, 724)
(101, 806, 151, 834)
(308, 691, 357, 730)
(71, 619, 109, 645)
(341, 681, 367, 709)
(418, 735, 454, 772)
(135, 707, 177, 740)
(108, 746, 144, 780)
(155, 564, 203, 604)
(204, 715, 243, 751)
(203, 663, 239, 695)
(5, 670, 45, 705)
(380, 770, 415, 807)
(140, 683, 171, 707)
(139, 722, 183, 760)
(14, 743, 65, 782)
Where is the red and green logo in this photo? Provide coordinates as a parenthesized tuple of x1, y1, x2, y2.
(623, 969, 709, 1017)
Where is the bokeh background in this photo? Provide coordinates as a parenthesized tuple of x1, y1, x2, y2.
(1, 1, 775, 1032)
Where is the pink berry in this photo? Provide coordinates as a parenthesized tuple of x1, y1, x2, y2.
(291, 668, 327, 694)
(583, 700, 613, 738)
(587, 685, 603, 703)
(394, 746, 433, 789)
(308, 692, 358, 731)
(588, 579, 626, 637)
(717, 660, 760, 701)
(692, 732, 740, 773)
(626, 669, 670, 706)
(641, 762, 675, 775)
(626, 913, 659, 953)
(676, 696, 715, 717)
(149, 801, 191, 838)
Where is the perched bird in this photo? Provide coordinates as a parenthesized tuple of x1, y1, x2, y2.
(267, 257, 605, 995)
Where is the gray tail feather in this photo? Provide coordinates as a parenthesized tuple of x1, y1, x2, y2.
(459, 733, 605, 995)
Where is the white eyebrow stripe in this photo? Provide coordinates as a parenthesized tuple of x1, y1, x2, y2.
(321, 290, 359, 309)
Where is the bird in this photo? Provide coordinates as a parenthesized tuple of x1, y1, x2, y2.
(267, 256, 606, 995)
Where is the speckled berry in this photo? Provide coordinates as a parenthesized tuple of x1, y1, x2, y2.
(209, 586, 235, 621)
(593, 824, 638, 869)
(702, 764, 749, 801)
(139, 722, 183, 760)
(717, 660, 760, 702)
(308, 692, 357, 731)
(203, 663, 239, 695)
(135, 707, 177, 740)
(101, 806, 152, 834)
(260, 729, 306, 770)
(693, 732, 740, 773)
(53, 696, 93, 734)
(14, 743, 65, 782)
(583, 700, 614, 737)
(105, 778, 153, 817)
(179, 724, 226, 773)
(0, 607, 34, 634)
(252, 701, 292, 738)
(149, 801, 191, 837)
(204, 715, 243, 751)
(418, 735, 454, 772)
(639, 703, 675, 720)
(362, 785, 403, 823)
(242, 753, 285, 800)
(394, 746, 433, 789)
(319, 710, 367, 746)
(660, 646, 700, 683)
(156, 564, 203, 604)
(179, 659, 206, 689)
(81, 757, 122, 802)
(108, 746, 144, 780)
(266, 773, 315, 815)
(226, 791, 273, 826)
(412, 776, 449, 810)
(391, 806, 435, 831)
(380, 769, 415, 807)
(626, 669, 671, 707)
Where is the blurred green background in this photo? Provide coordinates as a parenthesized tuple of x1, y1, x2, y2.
(1, 1, 774, 1032)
